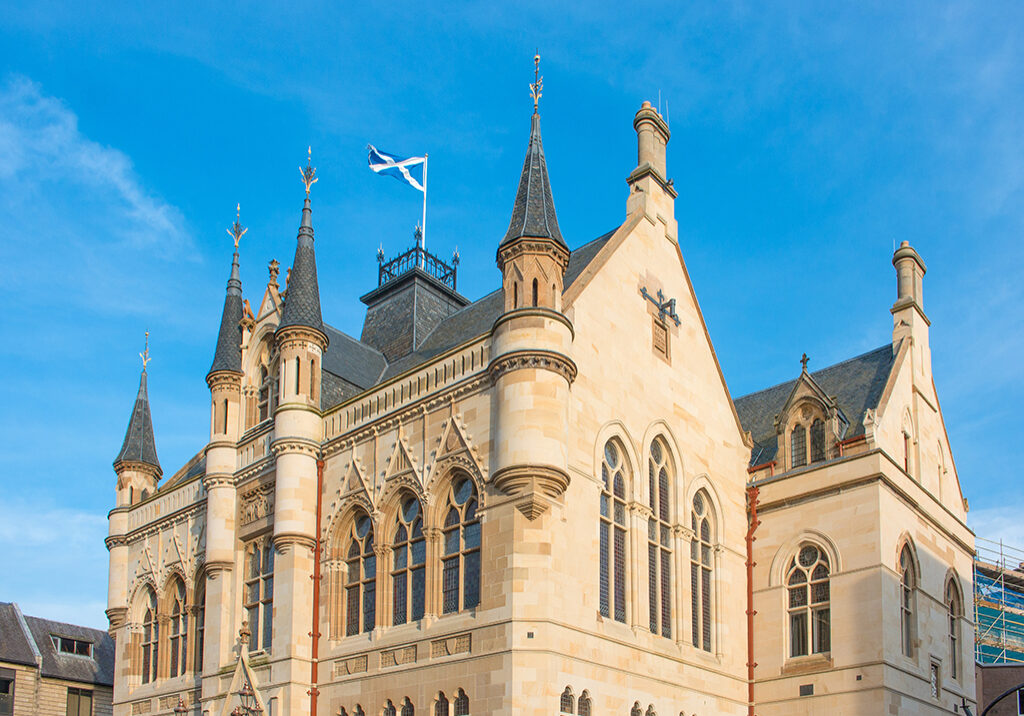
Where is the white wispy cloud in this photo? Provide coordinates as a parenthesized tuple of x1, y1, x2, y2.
(969, 506, 1024, 553)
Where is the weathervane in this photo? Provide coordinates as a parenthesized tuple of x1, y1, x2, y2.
(227, 203, 247, 249)
(530, 52, 543, 112)
(300, 146, 318, 195)
(140, 330, 152, 372)
(640, 287, 681, 327)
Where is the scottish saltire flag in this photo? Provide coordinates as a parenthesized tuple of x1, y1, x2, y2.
(367, 145, 426, 192)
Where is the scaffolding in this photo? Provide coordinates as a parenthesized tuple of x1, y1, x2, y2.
(975, 536, 1024, 664)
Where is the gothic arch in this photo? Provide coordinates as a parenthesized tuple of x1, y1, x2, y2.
(944, 568, 964, 603)
(159, 569, 189, 614)
(327, 502, 377, 561)
(894, 533, 920, 577)
(639, 420, 685, 514)
(683, 474, 725, 539)
(426, 464, 484, 529)
(322, 488, 375, 552)
(128, 576, 160, 624)
(377, 477, 427, 533)
(594, 421, 640, 501)
(768, 530, 843, 587)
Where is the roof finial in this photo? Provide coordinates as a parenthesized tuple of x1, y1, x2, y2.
(140, 330, 152, 372)
(800, 353, 810, 372)
(227, 203, 247, 249)
(530, 51, 543, 114)
(300, 146, 318, 196)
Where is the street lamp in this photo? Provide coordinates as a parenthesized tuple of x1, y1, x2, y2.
(232, 682, 263, 716)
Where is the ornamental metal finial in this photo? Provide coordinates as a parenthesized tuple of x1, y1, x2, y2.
(530, 52, 543, 113)
(300, 146, 318, 195)
(227, 203, 247, 249)
(800, 353, 810, 372)
(140, 330, 151, 372)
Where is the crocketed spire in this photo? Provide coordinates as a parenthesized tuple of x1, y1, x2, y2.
(500, 112, 565, 248)
(278, 177, 326, 337)
(208, 248, 244, 375)
(113, 368, 161, 473)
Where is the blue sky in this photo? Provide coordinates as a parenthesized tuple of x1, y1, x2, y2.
(1, 2, 1021, 629)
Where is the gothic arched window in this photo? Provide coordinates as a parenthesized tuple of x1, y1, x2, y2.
(899, 544, 917, 657)
(791, 425, 807, 468)
(946, 578, 963, 679)
(141, 587, 158, 684)
(244, 538, 274, 652)
(453, 689, 469, 716)
(690, 491, 714, 652)
(577, 691, 591, 716)
(384, 701, 396, 716)
(559, 687, 574, 714)
(392, 495, 426, 625)
(648, 439, 672, 638)
(193, 581, 205, 673)
(401, 697, 414, 716)
(442, 476, 480, 614)
(599, 440, 628, 623)
(810, 419, 826, 463)
(258, 364, 271, 422)
(346, 514, 376, 635)
(786, 544, 830, 657)
(434, 692, 448, 716)
(168, 579, 188, 677)
(631, 704, 642, 716)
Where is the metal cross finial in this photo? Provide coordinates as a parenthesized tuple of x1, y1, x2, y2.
(530, 52, 543, 113)
(227, 203, 248, 249)
(300, 146, 318, 195)
(800, 353, 810, 371)
(140, 331, 152, 372)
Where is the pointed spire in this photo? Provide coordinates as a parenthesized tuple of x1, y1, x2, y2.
(209, 205, 246, 376)
(279, 149, 326, 337)
(114, 334, 161, 473)
(501, 54, 565, 248)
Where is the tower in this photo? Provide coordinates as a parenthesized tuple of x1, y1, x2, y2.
(490, 55, 575, 519)
(270, 150, 328, 714)
(200, 208, 247, 673)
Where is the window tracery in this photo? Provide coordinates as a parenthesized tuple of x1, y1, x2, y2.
(168, 578, 187, 677)
(441, 476, 480, 614)
(392, 495, 426, 625)
(434, 692, 448, 716)
(599, 440, 628, 623)
(346, 514, 376, 635)
(647, 439, 672, 638)
(790, 425, 807, 468)
(809, 419, 826, 463)
(899, 544, 917, 657)
(577, 691, 591, 716)
(690, 490, 714, 652)
(141, 587, 158, 684)
(945, 578, 962, 679)
(559, 687, 574, 714)
(453, 689, 469, 716)
(786, 544, 830, 657)
(193, 581, 205, 673)
(244, 538, 274, 652)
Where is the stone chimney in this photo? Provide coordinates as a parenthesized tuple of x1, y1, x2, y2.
(627, 101, 676, 217)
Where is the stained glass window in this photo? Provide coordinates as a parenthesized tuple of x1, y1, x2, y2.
(690, 491, 714, 651)
(345, 514, 376, 635)
(599, 440, 628, 623)
(392, 496, 426, 625)
(442, 476, 480, 614)
(647, 439, 672, 638)
(786, 544, 830, 657)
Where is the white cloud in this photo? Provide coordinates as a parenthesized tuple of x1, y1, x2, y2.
(969, 505, 1024, 554)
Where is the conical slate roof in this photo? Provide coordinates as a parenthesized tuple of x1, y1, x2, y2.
(113, 369, 161, 472)
(501, 112, 565, 248)
(278, 197, 326, 336)
(208, 250, 244, 375)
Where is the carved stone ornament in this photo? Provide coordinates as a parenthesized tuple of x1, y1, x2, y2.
(491, 463, 570, 520)
(496, 236, 570, 273)
(240, 482, 275, 526)
(488, 349, 577, 384)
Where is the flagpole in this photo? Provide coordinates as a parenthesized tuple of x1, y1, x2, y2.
(421, 153, 428, 254)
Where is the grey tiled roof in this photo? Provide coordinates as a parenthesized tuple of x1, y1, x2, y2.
(0, 603, 37, 668)
(734, 342, 899, 467)
(278, 199, 325, 335)
(23, 613, 114, 686)
(501, 112, 565, 248)
(319, 227, 618, 407)
(209, 251, 244, 375)
(113, 370, 160, 472)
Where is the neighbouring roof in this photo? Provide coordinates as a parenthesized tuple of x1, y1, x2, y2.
(113, 369, 161, 472)
(319, 227, 618, 408)
(0, 603, 114, 687)
(501, 112, 565, 248)
(734, 342, 899, 467)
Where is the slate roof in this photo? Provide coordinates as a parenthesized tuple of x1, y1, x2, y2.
(209, 251, 244, 375)
(318, 227, 618, 408)
(113, 370, 160, 472)
(734, 342, 899, 467)
(278, 198, 325, 335)
(501, 112, 565, 248)
(0, 603, 114, 687)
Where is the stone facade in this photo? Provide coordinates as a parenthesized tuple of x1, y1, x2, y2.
(105, 98, 974, 715)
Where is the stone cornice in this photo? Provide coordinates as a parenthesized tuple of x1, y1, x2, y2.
(491, 307, 574, 339)
(273, 532, 316, 550)
(275, 324, 328, 351)
(488, 349, 577, 385)
(270, 436, 321, 457)
(203, 474, 237, 490)
(206, 371, 243, 391)
(497, 235, 570, 273)
(105, 535, 128, 550)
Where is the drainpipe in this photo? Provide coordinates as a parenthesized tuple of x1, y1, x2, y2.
(310, 458, 325, 716)
(745, 485, 761, 716)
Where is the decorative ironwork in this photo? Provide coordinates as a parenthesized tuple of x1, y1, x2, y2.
(140, 330, 152, 371)
(300, 146, 318, 195)
(530, 52, 543, 112)
(640, 287, 681, 326)
(228, 203, 247, 248)
(377, 227, 458, 291)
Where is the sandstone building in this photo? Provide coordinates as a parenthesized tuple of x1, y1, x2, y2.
(105, 89, 975, 715)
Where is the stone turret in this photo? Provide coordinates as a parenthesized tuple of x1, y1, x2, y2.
(891, 240, 929, 353)
(108, 346, 161, 632)
(626, 100, 676, 218)
(270, 153, 327, 714)
(490, 62, 575, 519)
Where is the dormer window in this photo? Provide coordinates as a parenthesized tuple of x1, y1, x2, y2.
(791, 425, 807, 468)
(50, 635, 93, 658)
(810, 419, 826, 463)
